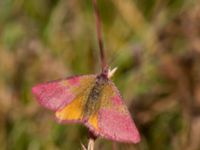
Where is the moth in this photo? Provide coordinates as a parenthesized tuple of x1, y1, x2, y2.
(32, 68, 140, 143)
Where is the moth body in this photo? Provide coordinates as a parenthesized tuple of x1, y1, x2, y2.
(32, 73, 141, 143)
(84, 74, 108, 118)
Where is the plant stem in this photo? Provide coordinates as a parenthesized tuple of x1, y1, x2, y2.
(88, 131, 97, 150)
(87, 138, 95, 150)
(92, 0, 107, 74)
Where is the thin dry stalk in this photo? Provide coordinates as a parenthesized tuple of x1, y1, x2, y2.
(87, 138, 95, 150)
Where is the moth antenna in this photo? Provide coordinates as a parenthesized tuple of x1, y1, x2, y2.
(108, 67, 118, 78)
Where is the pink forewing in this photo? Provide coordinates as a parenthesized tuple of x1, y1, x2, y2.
(32, 75, 95, 111)
(112, 95, 123, 105)
(99, 109, 140, 143)
(97, 81, 141, 143)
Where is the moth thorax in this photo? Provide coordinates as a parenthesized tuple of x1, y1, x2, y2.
(91, 75, 107, 100)
(83, 75, 108, 117)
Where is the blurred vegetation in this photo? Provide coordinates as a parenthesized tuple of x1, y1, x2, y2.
(0, 0, 200, 150)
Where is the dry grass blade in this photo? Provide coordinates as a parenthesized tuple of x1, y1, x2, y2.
(87, 138, 95, 150)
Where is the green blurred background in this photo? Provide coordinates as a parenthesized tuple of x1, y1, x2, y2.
(1, 0, 200, 149)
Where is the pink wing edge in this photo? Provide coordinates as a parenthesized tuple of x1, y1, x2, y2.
(31, 75, 95, 111)
(85, 81, 141, 144)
